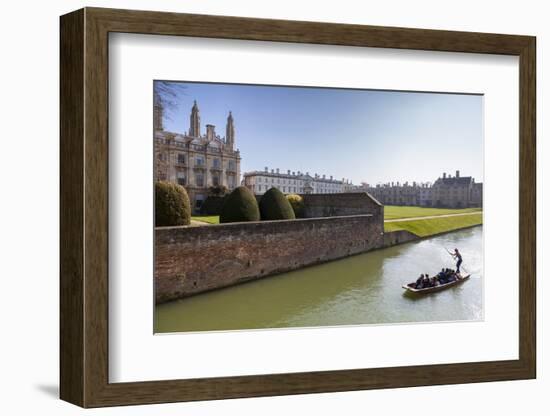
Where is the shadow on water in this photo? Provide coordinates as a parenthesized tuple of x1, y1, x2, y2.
(156, 226, 483, 333)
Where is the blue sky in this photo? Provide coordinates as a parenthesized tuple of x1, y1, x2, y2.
(156, 81, 483, 185)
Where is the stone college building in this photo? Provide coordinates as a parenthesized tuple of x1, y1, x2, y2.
(243, 168, 353, 195)
(154, 100, 241, 212)
(367, 170, 483, 208)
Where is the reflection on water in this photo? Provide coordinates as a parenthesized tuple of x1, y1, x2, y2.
(155, 227, 483, 333)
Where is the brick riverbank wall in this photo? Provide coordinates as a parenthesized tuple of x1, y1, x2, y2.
(383, 230, 419, 247)
(155, 214, 384, 304)
(302, 193, 383, 223)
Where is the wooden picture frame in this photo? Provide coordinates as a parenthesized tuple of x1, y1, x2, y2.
(60, 7, 536, 408)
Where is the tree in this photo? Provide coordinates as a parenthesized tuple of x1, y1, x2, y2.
(219, 186, 260, 223)
(286, 194, 305, 218)
(260, 188, 296, 220)
(155, 181, 191, 226)
(153, 81, 188, 126)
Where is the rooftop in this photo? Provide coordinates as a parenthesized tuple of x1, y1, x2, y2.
(243, 169, 349, 184)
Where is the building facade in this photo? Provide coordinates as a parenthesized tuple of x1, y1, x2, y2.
(431, 171, 480, 208)
(243, 167, 351, 195)
(367, 181, 432, 206)
(367, 171, 483, 208)
(471, 182, 483, 207)
(154, 100, 241, 212)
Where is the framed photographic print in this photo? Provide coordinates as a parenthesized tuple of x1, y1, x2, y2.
(60, 7, 536, 408)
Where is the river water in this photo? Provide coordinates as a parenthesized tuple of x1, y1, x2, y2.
(155, 226, 483, 333)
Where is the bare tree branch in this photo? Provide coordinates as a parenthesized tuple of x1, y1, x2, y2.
(154, 81, 188, 121)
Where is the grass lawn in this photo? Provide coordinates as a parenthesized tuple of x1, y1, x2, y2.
(383, 205, 482, 220)
(191, 207, 481, 230)
(191, 215, 220, 224)
(384, 212, 482, 237)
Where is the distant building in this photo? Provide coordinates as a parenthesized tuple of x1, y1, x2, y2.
(419, 185, 433, 207)
(431, 171, 481, 208)
(367, 171, 482, 208)
(367, 181, 431, 206)
(154, 100, 241, 212)
(471, 182, 483, 207)
(243, 167, 352, 195)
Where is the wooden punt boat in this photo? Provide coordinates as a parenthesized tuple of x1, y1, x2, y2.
(402, 274, 470, 294)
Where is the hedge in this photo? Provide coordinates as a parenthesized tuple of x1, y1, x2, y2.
(155, 181, 191, 226)
(219, 186, 261, 223)
(259, 187, 296, 220)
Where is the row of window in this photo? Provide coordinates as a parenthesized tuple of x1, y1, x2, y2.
(160, 153, 236, 170)
(434, 190, 470, 195)
(252, 184, 301, 193)
(375, 189, 469, 197)
(176, 174, 236, 188)
(253, 177, 302, 186)
(251, 184, 341, 194)
(251, 176, 341, 189)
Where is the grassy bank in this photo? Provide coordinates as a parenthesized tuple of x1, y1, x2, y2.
(191, 215, 220, 224)
(384, 212, 482, 237)
(384, 205, 481, 220)
(192, 206, 480, 225)
(191, 206, 482, 232)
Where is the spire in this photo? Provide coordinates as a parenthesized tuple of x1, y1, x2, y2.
(189, 100, 201, 137)
(226, 111, 235, 148)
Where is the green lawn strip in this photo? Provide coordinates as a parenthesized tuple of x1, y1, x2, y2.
(191, 215, 220, 224)
(384, 213, 482, 237)
(383, 205, 481, 220)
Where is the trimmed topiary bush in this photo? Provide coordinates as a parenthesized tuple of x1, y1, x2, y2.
(155, 181, 191, 226)
(260, 187, 296, 221)
(219, 186, 260, 223)
(286, 193, 305, 218)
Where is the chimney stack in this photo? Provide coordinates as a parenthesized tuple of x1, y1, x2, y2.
(206, 124, 215, 141)
(456, 170, 460, 178)
(264, 167, 268, 172)
(443, 173, 446, 179)
(276, 168, 279, 174)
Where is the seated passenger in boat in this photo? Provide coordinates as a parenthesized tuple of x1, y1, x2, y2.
(415, 274, 424, 289)
(447, 269, 457, 282)
(423, 274, 431, 287)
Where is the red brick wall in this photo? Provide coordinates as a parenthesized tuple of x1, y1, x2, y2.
(382, 230, 418, 247)
(302, 192, 383, 224)
(155, 214, 383, 303)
